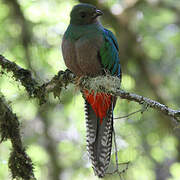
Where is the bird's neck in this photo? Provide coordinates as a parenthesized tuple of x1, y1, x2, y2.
(64, 21, 102, 41)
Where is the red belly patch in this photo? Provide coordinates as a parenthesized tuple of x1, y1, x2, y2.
(84, 90, 112, 124)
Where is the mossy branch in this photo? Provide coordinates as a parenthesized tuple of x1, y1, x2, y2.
(1, 54, 180, 122)
(0, 55, 75, 104)
(0, 94, 36, 180)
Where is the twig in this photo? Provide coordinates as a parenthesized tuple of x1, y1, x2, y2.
(106, 161, 130, 178)
(115, 102, 149, 119)
(114, 109, 142, 119)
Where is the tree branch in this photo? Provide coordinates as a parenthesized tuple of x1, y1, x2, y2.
(116, 90, 180, 121)
(79, 75, 180, 122)
(0, 93, 36, 179)
(0, 54, 180, 122)
(0, 55, 39, 97)
(0, 55, 75, 104)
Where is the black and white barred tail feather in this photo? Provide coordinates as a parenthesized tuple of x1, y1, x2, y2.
(85, 100, 113, 178)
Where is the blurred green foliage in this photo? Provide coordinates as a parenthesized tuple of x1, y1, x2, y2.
(0, 0, 180, 179)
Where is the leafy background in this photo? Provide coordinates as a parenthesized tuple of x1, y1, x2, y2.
(0, 0, 180, 179)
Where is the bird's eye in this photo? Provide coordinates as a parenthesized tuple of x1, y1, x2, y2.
(79, 11, 86, 18)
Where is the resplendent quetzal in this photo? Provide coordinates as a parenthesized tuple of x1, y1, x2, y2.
(62, 3, 121, 178)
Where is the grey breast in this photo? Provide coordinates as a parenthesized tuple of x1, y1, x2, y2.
(62, 37, 83, 76)
(62, 33, 104, 77)
(75, 34, 103, 76)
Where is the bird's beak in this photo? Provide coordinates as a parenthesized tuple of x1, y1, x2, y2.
(95, 9, 103, 16)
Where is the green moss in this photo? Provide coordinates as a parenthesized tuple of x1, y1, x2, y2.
(9, 149, 35, 180)
(0, 95, 36, 179)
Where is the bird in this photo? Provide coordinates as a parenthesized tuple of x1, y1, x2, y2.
(62, 3, 121, 178)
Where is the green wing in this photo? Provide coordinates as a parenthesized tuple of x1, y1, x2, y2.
(99, 28, 121, 77)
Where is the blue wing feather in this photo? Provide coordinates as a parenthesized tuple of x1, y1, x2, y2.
(104, 28, 119, 51)
(99, 28, 121, 78)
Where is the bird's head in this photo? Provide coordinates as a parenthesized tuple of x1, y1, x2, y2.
(70, 3, 103, 25)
